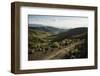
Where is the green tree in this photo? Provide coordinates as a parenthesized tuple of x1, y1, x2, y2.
(51, 42, 59, 48)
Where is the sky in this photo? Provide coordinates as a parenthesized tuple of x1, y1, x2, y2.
(28, 15, 88, 29)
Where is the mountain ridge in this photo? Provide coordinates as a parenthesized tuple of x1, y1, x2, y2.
(29, 24, 68, 34)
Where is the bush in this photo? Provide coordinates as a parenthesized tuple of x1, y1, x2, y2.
(51, 42, 59, 48)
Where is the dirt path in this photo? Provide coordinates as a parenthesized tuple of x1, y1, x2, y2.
(43, 39, 85, 59)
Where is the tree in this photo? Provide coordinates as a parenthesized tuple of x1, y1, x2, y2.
(51, 42, 59, 48)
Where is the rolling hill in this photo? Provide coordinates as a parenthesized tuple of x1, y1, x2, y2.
(29, 24, 67, 34)
(28, 24, 88, 60)
(49, 27, 88, 42)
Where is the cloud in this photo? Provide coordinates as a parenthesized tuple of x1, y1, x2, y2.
(28, 15, 88, 29)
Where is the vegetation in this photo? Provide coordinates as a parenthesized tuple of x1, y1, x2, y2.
(28, 27, 88, 60)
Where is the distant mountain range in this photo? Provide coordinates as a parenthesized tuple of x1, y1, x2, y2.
(29, 24, 68, 34)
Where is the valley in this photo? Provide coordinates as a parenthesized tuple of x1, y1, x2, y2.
(28, 24, 88, 60)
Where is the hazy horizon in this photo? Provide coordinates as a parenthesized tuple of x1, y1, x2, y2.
(28, 15, 88, 29)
